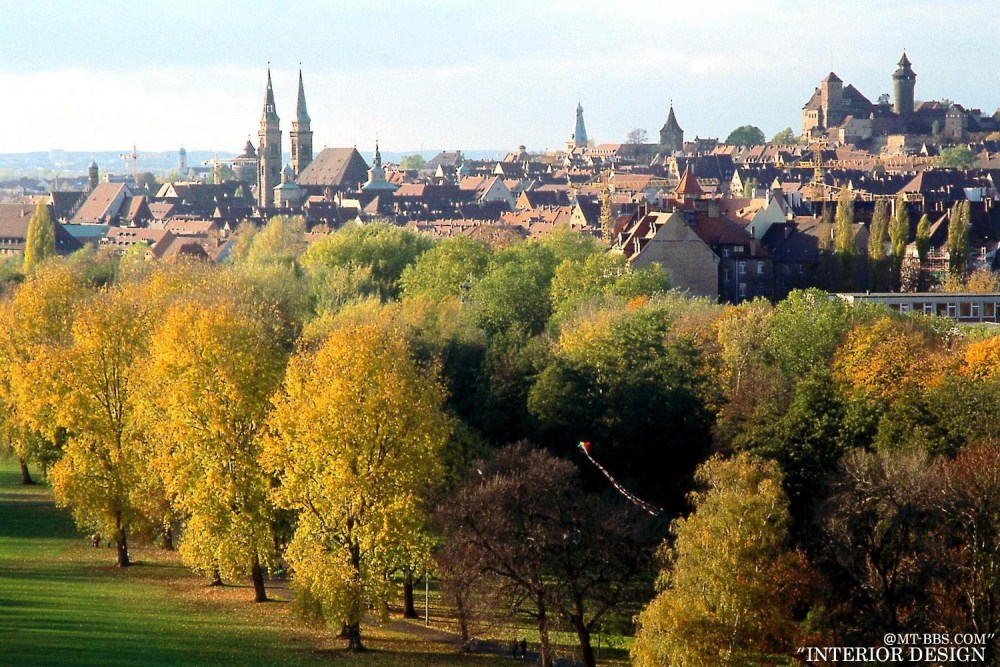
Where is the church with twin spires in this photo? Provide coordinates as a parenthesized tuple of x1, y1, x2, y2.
(255, 67, 313, 208)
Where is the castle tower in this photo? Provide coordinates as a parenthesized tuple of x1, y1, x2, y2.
(290, 68, 313, 176)
(88, 159, 99, 191)
(257, 67, 282, 209)
(820, 72, 843, 127)
(659, 103, 684, 154)
(178, 146, 187, 175)
(892, 52, 916, 116)
(567, 102, 588, 150)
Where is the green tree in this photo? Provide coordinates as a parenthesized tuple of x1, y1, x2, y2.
(23, 198, 56, 274)
(399, 154, 426, 171)
(868, 200, 889, 290)
(725, 125, 766, 146)
(771, 127, 797, 145)
(833, 190, 856, 289)
(264, 323, 451, 650)
(302, 222, 433, 307)
(243, 215, 306, 268)
(136, 171, 159, 192)
(938, 145, 977, 170)
(632, 453, 803, 666)
(399, 235, 490, 301)
(915, 213, 932, 264)
(948, 201, 971, 278)
(889, 196, 909, 289)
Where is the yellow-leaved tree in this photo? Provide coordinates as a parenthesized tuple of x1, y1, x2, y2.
(142, 292, 287, 601)
(264, 323, 451, 650)
(0, 260, 91, 483)
(632, 453, 805, 666)
(47, 284, 152, 567)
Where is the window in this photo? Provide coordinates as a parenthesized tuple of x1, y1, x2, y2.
(722, 247, 731, 258)
(971, 303, 981, 319)
(723, 268, 730, 282)
(756, 261, 764, 275)
(738, 261, 747, 275)
(739, 283, 747, 298)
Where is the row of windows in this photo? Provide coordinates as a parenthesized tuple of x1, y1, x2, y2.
(887, 301, 1000, 322)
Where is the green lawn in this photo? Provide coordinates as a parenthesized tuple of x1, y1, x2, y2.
(0, 459, 503, 666)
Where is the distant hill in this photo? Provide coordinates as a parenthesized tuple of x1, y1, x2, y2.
(0, 148, 509, 178)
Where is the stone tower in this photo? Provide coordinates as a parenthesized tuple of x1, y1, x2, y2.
(820, 72, 844, 127)
(892, 52, 916, 116)
(257, 67, 282, 209)
(178, 146, 187, 175)
(568, 102, 588, 150)
(659, 103, 684, 154)
(88, 159, 99, 191)
(290, 68, 313, 176)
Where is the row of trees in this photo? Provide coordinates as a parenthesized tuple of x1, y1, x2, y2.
(4, 216, 1000, 664)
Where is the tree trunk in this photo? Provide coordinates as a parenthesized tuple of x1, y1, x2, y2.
(18, 458, 34, 485)
(572, 615, 596, 667)
(162, 525, 175, 551)
(455, 591, 472, 652)
(345, 621, 364, 652)
(250, 555, 267, 602)
(114, 515, 130, 567)
(402, 570, 418, 618)
(536, 596, 553, 667)
(209, 567, 223, 586)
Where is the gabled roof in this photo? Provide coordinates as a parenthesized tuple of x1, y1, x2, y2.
(72, 183, 131, 224)
(296, 148, 370, 189)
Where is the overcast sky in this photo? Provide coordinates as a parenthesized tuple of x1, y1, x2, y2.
(1, 0, 996, 154)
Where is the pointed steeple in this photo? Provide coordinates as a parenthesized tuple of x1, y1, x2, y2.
(363, 140, 396, 192)
(373, 140, 382, 169)
(662, 103, 683, 133)
(674, 163, 704, 200)
(296, 67, 310, 123)
(262, 66, 279, 122)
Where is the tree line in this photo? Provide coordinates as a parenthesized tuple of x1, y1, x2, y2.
(2, 216, 1000, 665)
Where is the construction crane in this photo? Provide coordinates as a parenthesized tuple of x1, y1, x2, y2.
(118, 145, 140, 188)
(202, 152, 239, 184)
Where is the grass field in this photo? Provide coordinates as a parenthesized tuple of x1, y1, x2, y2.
(0, 458, 508, 666)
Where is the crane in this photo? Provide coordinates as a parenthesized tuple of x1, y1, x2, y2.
(119, 145, 140, 188)
(202, 152, 239, 184)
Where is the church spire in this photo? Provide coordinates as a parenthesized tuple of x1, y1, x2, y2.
(296, 67, 310, 123)
(290, 65, 313, 176)
(262, 66, 279, 122)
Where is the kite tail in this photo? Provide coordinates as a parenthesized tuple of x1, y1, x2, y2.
(578, 442, 662, 516)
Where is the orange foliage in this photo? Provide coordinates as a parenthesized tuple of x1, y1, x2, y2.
(833, 316, 947, 401)
(961, 336, 1000, 381)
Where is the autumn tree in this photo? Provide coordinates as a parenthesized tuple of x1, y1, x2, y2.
(0, 261, 91, 484)
(46, 285, 153, 566)
(626, 128, 648, 144)
(771, 127, 797, 145)
(23, 198, 56, 274)
(817, 449, 943, 643)
(142, 292, 287, 600)
(264, 323, 451, 650)
(632, 453, 804, 667)
(867, 200, 889, 291)
(437, 444, 652, 667)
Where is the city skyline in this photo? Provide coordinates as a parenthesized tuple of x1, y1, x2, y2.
(2, 0, 998, 153)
